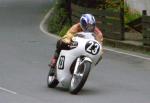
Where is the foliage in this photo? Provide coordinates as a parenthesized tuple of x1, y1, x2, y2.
(124, 2, 141, 24)
(48, 8, 68, 34)
(48, 0, 71, 35)
(72, 0, 104, 8)
(105, 0, 120, 8)
(59, 25, 70, 37)
(48, 12, 63, 34)
(48, 0, 142, 37)
(72, 0, 122, 10)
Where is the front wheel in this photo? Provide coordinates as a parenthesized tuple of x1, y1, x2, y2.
(69, 61, 91, 94)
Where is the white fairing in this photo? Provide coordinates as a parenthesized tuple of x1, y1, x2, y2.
(56, 32, 103, 88)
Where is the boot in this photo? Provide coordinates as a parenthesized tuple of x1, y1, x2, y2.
(48, 56, 58, 76)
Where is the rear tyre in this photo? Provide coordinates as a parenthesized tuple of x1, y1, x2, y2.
(69, 61, 91, 94)
(47, 70, 59, 88)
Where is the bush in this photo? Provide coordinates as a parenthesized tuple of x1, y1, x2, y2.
(124, 3, 141, 24)
(59, 25, 70, 37)
(72, 0, 104, 8)
(48, 8, 68, 34)
(48, 0, 71, 35)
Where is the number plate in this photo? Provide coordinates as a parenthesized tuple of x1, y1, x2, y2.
(85, 41, 100, 55)
(58, 56, 65, 70)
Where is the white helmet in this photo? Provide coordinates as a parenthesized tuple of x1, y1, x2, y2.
(80, 14, 96, 32)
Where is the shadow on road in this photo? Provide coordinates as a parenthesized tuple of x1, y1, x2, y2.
(46, 86, 101, 95)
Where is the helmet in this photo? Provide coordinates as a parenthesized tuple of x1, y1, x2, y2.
(80, 14, 96, 32)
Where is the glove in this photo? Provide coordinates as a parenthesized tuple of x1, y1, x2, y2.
(59, 40, 71, 50)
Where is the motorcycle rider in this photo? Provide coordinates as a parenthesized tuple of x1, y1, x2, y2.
(48, 13, 103, 76)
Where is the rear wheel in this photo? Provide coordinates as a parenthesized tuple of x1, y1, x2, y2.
(69, 61, 91, 94)
(47, 70, 59, 88)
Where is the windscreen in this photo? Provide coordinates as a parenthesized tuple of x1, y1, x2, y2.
(76, 32, 96, 40)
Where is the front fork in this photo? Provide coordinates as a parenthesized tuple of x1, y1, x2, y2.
(73, 58, 80, 76)
(73, 57, 92, 76)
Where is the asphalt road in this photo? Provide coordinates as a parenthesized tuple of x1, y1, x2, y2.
(0, 1, 150, 103)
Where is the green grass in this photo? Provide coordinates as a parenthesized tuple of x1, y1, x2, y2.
(59, 25, 70, 37)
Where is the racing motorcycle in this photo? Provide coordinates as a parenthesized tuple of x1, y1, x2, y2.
(47, 32, 103, 94)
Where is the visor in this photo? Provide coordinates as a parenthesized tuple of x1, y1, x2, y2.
(86, 24, 95, 32)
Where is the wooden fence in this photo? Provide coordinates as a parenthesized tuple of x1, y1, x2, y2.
(142, 15, 150, 46)
(71, 3, 124, 40)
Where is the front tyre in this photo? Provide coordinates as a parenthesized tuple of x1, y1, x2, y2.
(70, 61, 91, 94)
(47, 70, 59, 88)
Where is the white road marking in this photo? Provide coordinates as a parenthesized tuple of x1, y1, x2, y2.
(39, 8, 60, 39)
(104, 47, 150, 61)
(40, 9, 150, 61)
(0, 87, 17, 95)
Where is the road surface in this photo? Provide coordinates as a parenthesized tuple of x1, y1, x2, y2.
(0, 0, 150, 103)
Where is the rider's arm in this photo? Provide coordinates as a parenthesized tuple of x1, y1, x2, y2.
(62, 23, 82, 44)
(94, 27, 103, 44)
(94, 27, 104, 57)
